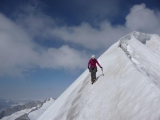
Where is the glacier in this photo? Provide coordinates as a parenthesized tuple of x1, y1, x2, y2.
(38, 31, 160, 120)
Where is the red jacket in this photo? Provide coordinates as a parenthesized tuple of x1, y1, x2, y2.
(88, 59, 102, 68)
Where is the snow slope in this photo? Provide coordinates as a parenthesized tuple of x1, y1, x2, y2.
(38, 31, 160, 120)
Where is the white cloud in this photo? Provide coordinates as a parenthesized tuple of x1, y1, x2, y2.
(125, 3, 160, 34)
(0, 3, 160, 77)
(0, 13, 38, 76)
(0, 13, 88, 76)
(51, 22, 128, 50)
(14, 2, 56, 39)
(39, 45, 88, 70)
(14, 1, 128, 50)
(49, 4, 160, 50)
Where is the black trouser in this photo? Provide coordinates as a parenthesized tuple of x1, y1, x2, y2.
(90, 67, 97, 81)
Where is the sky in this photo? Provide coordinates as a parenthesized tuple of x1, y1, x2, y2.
(0, 0, 160, 100)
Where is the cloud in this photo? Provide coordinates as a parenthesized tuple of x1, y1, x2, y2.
(13, 0, 128, 50)
(14, 0, 121, 41)
(0, 13, 38, 76)
(125, 3, 160, 34)
(0, 13, 88, 76)
(49, 4, 160, 50)
(14, 1, 56, 39)
(39, 45, 88, 70)
(51, 22, 128, 50)
(1, 3, 160, 77)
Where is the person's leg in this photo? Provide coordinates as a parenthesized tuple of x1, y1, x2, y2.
(93, 67, 97, 80)
(90, 68, 94, 83)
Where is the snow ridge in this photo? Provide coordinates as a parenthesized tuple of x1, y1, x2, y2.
(119, 31, 160, 87)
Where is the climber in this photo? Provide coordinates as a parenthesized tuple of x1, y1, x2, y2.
(88, 55, 103, 84)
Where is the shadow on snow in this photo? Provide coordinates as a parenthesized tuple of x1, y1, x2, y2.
(94, 73, 104, 83)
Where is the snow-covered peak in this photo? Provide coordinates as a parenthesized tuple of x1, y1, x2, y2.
(38, 32, 160, 120)
(119, 31, 151, 44)
(119, 32, 160, 87)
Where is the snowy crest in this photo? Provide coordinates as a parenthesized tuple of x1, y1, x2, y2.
(120, 31, 160, 87)
(38, 31, 160, 120)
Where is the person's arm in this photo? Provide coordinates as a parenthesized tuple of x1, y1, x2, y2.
(88, 60, 90, 68)
(96, 60, 102, 68)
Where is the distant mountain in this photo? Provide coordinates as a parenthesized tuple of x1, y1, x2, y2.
(28, 98, 55, 120)
(0, 99, 17, 112)
(0, 98, 55, 120)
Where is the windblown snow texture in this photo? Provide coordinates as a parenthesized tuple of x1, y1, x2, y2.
(38, 31, 160, 120)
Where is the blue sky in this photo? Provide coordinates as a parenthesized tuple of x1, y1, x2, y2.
(0, 0, 160, 100)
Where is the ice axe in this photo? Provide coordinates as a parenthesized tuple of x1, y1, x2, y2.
(101, 67, 104, 76)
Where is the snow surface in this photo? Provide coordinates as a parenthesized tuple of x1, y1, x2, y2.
(28, 98, 55, 120)
(38, 31, 160, 120)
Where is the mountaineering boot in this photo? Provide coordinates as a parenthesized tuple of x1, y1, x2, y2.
(91, 80, 93, 84)
(91, 79, 94, 84)
(91, 79, 96, 84)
